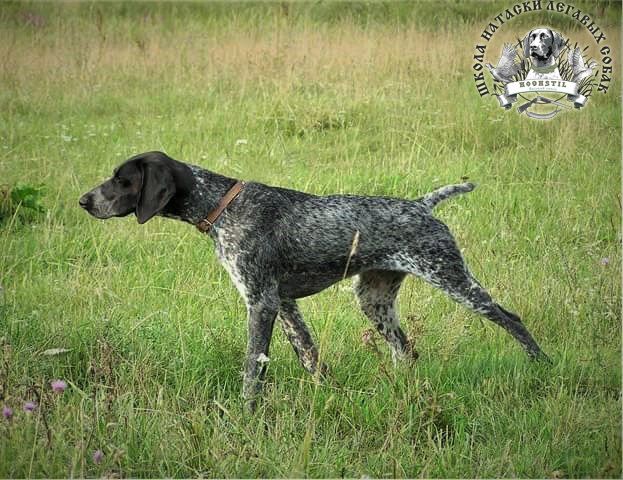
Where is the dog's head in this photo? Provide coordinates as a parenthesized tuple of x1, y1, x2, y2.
(79, 151, 192, 224)
(523, 28, 564, 65)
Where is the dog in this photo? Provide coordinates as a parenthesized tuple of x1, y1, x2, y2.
(524, 27, 565, 80)
(80, 151, 549, 410)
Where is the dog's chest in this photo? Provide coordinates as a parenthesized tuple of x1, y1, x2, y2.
(211, 223, 251, 301)
(526, 68, 560, 80)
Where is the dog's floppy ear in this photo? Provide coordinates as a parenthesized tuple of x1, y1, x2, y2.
(523, 30, 532, 58)
(549, 29, 565, 57)
(136, 160, 176, 224)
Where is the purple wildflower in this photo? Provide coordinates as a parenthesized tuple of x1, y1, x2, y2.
(361, 329, 374, 346)
(50, 379, 67, 393)
(92, 449, 104, 464)
(23, 401, 37, 412)
(2, 406, 13, 420)
(600, 257, 610, 266)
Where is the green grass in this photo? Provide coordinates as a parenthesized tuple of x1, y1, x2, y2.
(0, 2, 621, 478)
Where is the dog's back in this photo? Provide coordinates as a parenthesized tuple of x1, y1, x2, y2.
(231, 182, 473, 293)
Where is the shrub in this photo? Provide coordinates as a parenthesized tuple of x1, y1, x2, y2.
(0, 183, 46, 224)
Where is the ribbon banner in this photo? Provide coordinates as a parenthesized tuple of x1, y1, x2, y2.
(496, 80, 588, 113)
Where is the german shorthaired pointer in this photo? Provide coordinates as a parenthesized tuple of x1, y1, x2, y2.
(80, 151, 548, 410)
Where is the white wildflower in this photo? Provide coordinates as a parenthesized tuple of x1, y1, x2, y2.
(256, 353, 270, 364)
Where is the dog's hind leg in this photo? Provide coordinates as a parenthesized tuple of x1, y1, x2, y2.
(395, 242, 548, 361)
(279, 299, 326, 376)
(354, 270, 414, 363)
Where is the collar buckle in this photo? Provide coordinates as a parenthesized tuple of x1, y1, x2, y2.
(195, 180, 245, 234)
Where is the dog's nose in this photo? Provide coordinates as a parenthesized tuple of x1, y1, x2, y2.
(79, 193, 91, 209)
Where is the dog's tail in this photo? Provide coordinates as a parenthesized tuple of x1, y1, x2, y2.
(419, 182, 476, 210)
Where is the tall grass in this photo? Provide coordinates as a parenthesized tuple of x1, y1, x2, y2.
(0, 2, 620, 477)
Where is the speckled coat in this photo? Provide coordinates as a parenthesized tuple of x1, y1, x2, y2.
(80, 151, 548, 410)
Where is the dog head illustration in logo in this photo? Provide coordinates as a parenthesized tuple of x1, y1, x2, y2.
(523, 28, 565, 80)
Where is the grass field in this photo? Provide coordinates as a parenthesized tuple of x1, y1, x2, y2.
(0, 2, 621, 478)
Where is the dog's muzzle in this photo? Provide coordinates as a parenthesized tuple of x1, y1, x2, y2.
(79, 193, 92, 210)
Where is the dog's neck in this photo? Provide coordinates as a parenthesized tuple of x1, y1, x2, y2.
(160, 165, 239, 225)
(531, 62, 558, 74)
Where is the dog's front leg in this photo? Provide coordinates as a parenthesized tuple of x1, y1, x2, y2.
(242, 293, 279, 412)
(279, 299, 328, 377)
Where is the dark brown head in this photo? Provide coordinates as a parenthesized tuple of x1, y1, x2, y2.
(79, 151, 193, 224)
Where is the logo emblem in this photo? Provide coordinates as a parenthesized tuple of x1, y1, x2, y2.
(487, 28, 596, 118)
(472, 3, 613, 120)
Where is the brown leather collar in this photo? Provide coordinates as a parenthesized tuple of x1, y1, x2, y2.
(195, 181, 245, 233)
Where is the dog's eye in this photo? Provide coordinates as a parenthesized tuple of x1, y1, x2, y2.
(114, 177, 131, 188)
